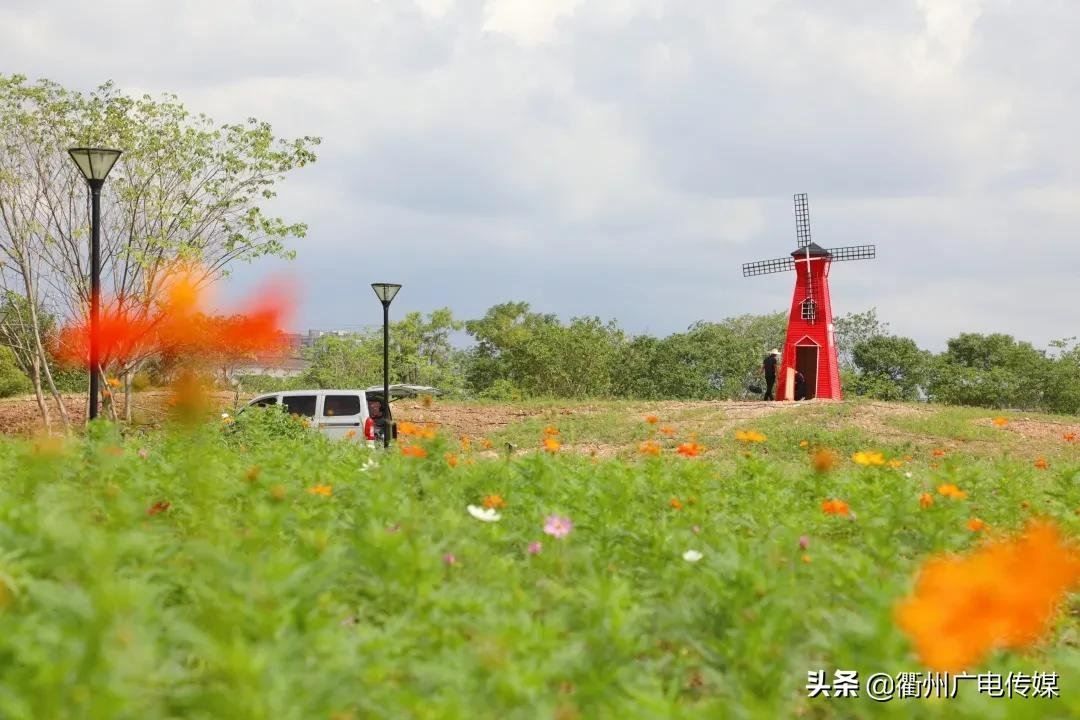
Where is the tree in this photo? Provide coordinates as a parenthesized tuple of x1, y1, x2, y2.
(850, 335, 930, 401)
(834, 308, 889, 371)
(0, 74, 319, 425)
(928, 333, 1051, 410)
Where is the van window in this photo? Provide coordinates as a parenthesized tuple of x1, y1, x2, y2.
(283, 395, 317, 417)
(252, 396, 278, 407)
(324, 395, 361, 416)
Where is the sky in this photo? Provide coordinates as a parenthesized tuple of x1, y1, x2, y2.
(3, 0, 1078, 352)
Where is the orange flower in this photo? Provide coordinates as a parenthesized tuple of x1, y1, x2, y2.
(401, 445, 428, 458)
(459, 435, 472, 452)
(676, 442, 702, 457)
(480, 438, 493, 450)
(821, 499, 850, 516)
(895, 521, 1080, 672)
(638, 441, 661, 456)
(852, 451, 886, 466)
(543, 425, 559, 436)
(1034, 458, 1049, 470)
(543, 437, 561, 453)
(670, 497, 683, 510)
(659, 426, 676, 436)
(307, 484, 332, 497)
(992, 416, 1008, 427)
(146, 501, 170, 516)
(888, 459, 904, 469)
(397, 421, 421, 436)
(644, 415, 659, 424)
(445, 452, 459, 468)
(106, 377, 121, 388)
(734, 430, 767, 443)
(482, 494, 505, 509)
(937, 484, 967, 500)
(810, 448, 838, 473)
(244, 466, 261, 482)
(919, 492, 934, 509)
(932, 448, 947, 458)
(967, 517, 987, 532)
(1064, 432, 1076, 442)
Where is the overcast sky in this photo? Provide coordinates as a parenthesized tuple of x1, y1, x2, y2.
(4, 0, 1078, 351)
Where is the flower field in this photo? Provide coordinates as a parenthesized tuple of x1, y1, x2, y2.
(0, 400, 1078, 719)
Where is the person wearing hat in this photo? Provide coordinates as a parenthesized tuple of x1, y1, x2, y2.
(761, 348, 780, 400)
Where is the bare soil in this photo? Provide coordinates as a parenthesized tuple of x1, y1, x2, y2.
(1, 393, 1076, 457)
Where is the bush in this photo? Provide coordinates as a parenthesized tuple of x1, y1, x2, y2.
(0, 347, 30, 397)
(224, 404, 319, 447)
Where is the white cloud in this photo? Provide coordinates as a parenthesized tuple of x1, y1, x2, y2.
(3, 0, 1078, 351)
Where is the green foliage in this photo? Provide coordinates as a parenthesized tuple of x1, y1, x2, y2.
(0, 404, 1077, 717)
(851, 335, 931, 401)
(0, 346, 30, 397)
(834, 308, 889, 370)
(928, 333, 1052, 410)
(224, 404, 318, 446)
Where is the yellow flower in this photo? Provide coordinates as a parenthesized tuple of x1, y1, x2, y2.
(482, 494, 505, 509)
(888, 459, 904, 469)
(992, 416, 1008, 427)
(543, 437, 561, 453)
(798, 440, 809, 448)
(734, 430, 767, 443)
(852, 451, 886, 466)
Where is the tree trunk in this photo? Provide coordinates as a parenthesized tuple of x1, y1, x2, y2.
(124, 369, 133, 422)
(28, 353, 51, 434)
(39, 351, 71, 434)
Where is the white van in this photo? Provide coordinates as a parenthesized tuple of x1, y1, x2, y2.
(241, 385, 436, 446)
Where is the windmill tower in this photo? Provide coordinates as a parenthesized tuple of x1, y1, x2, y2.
(742, 194, 875, 400)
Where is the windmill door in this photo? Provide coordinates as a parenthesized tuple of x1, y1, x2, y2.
(795, 344, 819, 400)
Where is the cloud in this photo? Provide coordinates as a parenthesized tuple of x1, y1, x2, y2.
(3, 0, 1078, 353)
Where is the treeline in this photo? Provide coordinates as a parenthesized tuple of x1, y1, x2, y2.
(237, 303, 1080, 415)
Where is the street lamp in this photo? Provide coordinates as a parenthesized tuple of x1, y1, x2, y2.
(370, 282, 401, 448)
(68, 147, 122, 421)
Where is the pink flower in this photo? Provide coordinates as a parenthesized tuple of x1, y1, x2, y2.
(137, 448, 149, 459)
(442, 553, 457, 566)
(543, 515, 573, 539)
(528, 541, 543, 555)
(799, 535, 810, 550)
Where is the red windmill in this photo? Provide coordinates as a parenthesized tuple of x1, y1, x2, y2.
(742, 194, 875, 400)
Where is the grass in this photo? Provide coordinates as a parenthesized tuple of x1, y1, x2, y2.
(0, 402, 1077, 719)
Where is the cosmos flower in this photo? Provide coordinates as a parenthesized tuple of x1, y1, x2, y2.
(821, 499, 850, 516)
(895, 521, 1080, 672)
(937, 484, 967, 500)
(682, 550, 703, 563)
(735, 430, 767, 443)
(467, 505, 501, 522)
(676, 442, 702, 457)
(852, 451, 886, 466)
(543, 515, 573, 538)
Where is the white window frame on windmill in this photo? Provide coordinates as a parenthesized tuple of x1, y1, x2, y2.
(800, 297, 817, 322)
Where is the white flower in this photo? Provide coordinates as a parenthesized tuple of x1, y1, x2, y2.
(904, 471, 913, 479)
(682, 549, 703, 563)
(361, 458, 378, 473)
(220, 412, 230, 419)
(467, 504, 501, 522)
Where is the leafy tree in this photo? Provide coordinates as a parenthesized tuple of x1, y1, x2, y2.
(834, 308, 889, 371)
(0, 345, 30, 397)
(929, 333, 1051, 410)
(850, 335, 930, 401)
(0, 74, 319, 425)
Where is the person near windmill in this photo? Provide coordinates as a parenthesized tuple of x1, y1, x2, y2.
(761, 348, 780, 400)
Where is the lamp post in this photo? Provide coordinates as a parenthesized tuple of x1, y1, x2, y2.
(370, 283, 401, 448)
(68, 147, 122, 421)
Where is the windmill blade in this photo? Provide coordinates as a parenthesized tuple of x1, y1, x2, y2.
(794, 193, 812, 247)
(824, 245, 876, 262)
(743, 256, 795, 277)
